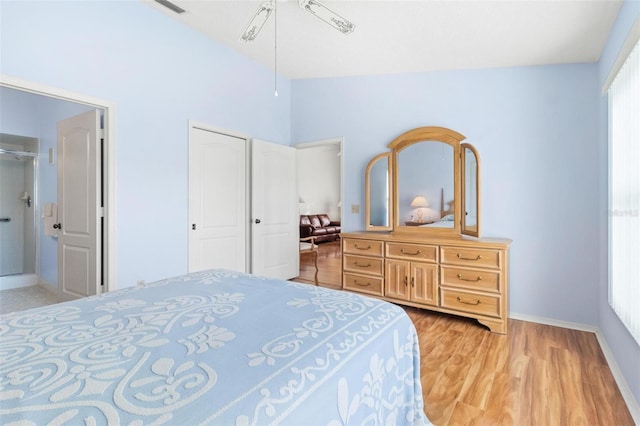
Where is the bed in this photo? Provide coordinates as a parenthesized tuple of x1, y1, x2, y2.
(0, 269, 430, 425)
(418, 213, 454, 228)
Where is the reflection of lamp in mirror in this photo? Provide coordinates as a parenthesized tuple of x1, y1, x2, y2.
(410, 196, 429, 223)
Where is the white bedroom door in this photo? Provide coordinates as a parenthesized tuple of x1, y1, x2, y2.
(189, 126, 247, 273)
(57, 110, 101, 301)
(251, 139, 298, 279)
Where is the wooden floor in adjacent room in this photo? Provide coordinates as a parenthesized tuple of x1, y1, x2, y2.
(293, 240, 635, 426)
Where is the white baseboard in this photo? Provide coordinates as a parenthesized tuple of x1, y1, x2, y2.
(510, 312, 640, 424)
(594, 330, 640, 424)
(0, 274, 39, 290)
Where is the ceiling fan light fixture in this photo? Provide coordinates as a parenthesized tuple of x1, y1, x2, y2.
(240, 1, 275, 42)
(154, 0, 186, 14)
(299, 0, 355, 35)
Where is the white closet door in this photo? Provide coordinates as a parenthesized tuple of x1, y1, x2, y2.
(251, 139, 298, 279)
(189, 127, 247, 273)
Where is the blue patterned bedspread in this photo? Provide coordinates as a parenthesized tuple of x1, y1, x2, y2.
(0, 269, 430, 425)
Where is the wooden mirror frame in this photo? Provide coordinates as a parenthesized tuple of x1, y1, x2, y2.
(364, 126, 481, 237)
(461, 143, 481, 237)
(390, 126, 464, 236)
(365, 152, 393, 231)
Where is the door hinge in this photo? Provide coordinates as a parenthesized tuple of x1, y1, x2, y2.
(100, 128, 105, 139)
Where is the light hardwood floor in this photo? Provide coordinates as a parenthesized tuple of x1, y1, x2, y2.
(293, 241, 635, 426)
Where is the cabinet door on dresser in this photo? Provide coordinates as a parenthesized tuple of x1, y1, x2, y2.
(385, 260, 410, 300)
(385, 260, 438, 306)
(385, 242, 438, 307)
(410, 262, 438, 306)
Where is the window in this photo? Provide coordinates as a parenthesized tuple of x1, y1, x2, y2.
(607, 36, 640, 345)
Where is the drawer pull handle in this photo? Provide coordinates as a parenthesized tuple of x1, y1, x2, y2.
(456, 296, 481, 305)
(411, 277, 415, 287)
(401, 249, 421, 256)
(354, 244, 371, 250)
(457, 253, 482, 261)
(354, 262, 371, 268)
(404, 276, 408, 286)
(457, 273, 483, 282)
(354, 280, 371, 287)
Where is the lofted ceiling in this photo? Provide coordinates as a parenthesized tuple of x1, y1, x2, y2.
(143, 0, 623, 80)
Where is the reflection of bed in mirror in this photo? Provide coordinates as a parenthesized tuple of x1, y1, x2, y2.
(418, 188, 454, 227)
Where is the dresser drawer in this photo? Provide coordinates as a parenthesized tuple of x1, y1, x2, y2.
(343, 238, 384, 257)
(386, 242, 437, 262)
(343, 254, 383, 276)
(440, 246, 502, 269)
(440, 288, 501, 318)
(343, 273, 384, 296)
(440, 266, 501, 292)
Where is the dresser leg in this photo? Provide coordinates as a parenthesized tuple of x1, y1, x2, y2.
(477, 318, 507, 334)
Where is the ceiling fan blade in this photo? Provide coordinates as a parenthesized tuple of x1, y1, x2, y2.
(298, 0, 355, 35)
(240, 1, 275, 42)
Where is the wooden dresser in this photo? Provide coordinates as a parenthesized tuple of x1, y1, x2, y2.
(342, 232, 511, 334)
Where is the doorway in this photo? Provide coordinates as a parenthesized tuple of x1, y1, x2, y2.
(0, 135, 38, 288)
(294, 138, 344, 287)
(0, 76, 115, 296)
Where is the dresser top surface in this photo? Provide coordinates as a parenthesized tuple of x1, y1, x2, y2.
(342, 231, 511, 249)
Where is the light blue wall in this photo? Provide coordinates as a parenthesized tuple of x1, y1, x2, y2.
(0, 87, 94, 286)
(1, 0, 291, 288)
(292, 64, 601, 327)
(597, 0, 640, 409)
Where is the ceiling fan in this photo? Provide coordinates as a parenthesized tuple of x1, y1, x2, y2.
(240, 0, 355, 42)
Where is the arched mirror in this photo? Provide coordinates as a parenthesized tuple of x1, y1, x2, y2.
(397, 141, 456, 230)
(364, 126, 481, 237)
(365, 152, 393, 231)
(390, 127, 464, 236)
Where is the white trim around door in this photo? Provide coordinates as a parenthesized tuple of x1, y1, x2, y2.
(0, 74, 116, 293)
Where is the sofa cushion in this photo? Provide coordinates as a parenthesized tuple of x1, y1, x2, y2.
(318, 215, 331, 227)
(309, 215, 322, 228)
(300, 216, 311, 227)
(313, 227, 328, 236)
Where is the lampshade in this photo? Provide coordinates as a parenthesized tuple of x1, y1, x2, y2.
(410, 196, 429, 208)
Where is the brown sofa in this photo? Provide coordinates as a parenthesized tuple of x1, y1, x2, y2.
(300, 214, 341, 243)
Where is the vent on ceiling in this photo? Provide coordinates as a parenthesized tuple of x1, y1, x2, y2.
(154, 0, 185, 14)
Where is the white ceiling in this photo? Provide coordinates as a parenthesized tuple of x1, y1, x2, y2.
(143, 0, 623, 80)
